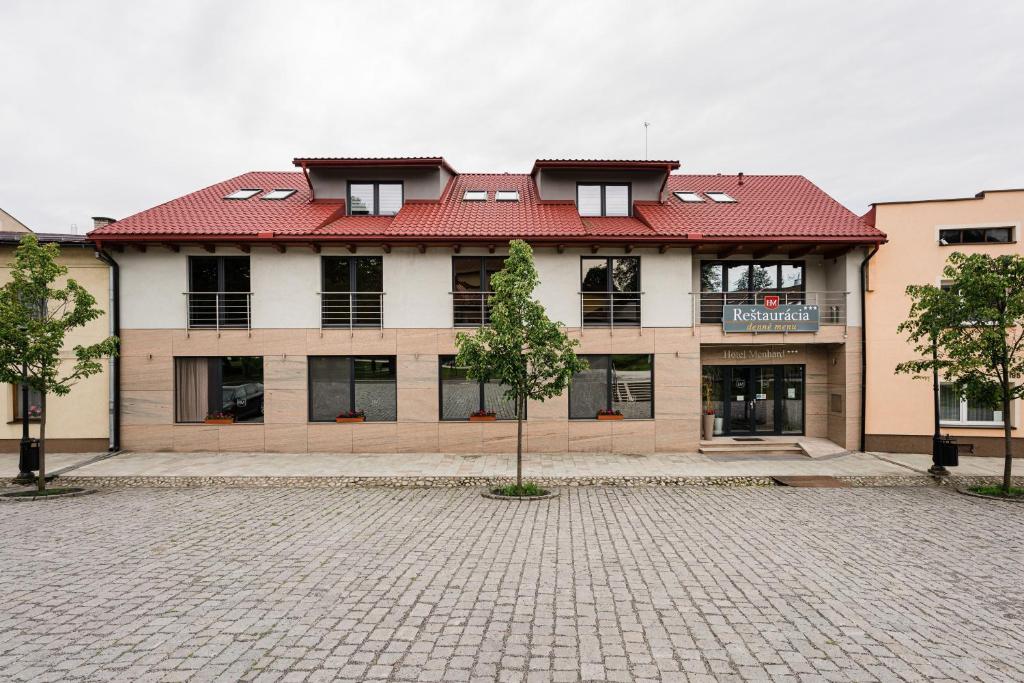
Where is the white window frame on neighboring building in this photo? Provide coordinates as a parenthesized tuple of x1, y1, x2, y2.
(938, 382, 1006, 427)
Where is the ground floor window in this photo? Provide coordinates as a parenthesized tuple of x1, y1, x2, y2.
(12, 384, 42, 420)
(569, 354, 653, 419)
(439, 356, 517, 420)
(308, 356, 397, 421)
(939, 383, 1003, 426)
(175, 357, 264, 423)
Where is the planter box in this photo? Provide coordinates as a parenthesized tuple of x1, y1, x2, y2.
(204, 418, 235, 425)
(596, 414, 624, 421)
(335, 416, 366, 423)
(469, 415, 497, 422)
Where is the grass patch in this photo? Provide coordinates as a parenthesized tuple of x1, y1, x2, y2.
(2, 487, 85, 499)
(492, 482, 549, 497)
(967, 485, 1024, 498)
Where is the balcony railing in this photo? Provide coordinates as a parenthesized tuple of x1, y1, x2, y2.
(320, 292, 385, 329)
(696, 290, 848, 326)
(185, 292, 253, 330)
(580, 291, 643, 328)
(452, 291, 493, 327)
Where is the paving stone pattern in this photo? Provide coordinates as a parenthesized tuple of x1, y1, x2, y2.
(1, 486, 1022, 682)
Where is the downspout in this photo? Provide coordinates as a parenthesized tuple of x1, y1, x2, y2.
(860, 244, 880, 453)
(95, 248, 120, 451)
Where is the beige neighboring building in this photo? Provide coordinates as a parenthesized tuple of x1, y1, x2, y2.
(864, 189, 1024, 456)
(0, 210, 112, 453)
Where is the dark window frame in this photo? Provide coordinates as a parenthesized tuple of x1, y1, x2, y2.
(575, 182, 632, 217)
(568, 354, 655, 420)
(307, 355, 397, 423)
(173, 356, 264, 424)
(438, 355, 522, 421)
(451, 255, 506, 327)
(347, 180, 404, 216)
(320, 255, 383, 293)
(579, 255, 642, 293)
(938, 226, 1015, 245)
(699, 260, 807, 293)
(12, 384, 42, 422)
(187, 255, 251, 293)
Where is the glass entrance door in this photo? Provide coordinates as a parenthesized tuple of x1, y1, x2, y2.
(705, 364, 805, 436)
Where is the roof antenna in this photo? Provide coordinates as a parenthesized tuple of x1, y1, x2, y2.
(642, 122, 650, 160)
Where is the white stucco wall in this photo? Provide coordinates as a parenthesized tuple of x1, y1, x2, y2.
(121, 245, 701, 330)
(119, 249, 188, 328)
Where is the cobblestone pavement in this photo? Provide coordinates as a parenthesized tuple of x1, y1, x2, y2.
(1, 487, 1022, 682)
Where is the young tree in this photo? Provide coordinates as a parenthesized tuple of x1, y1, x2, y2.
(0, 235, 119, 491)
(455, 240, 586, 490)
(896, 252, 1024, 493)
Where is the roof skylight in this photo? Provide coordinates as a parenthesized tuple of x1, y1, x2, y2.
(224, 189, 261, 200)
(261, 189, 296, 201)
(463, 190, 487, 201)
(706, 192, 737, 203)
(673, 191, 704, 203)
(495, 190, 519, 202)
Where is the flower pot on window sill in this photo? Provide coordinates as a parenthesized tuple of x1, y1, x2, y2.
(335, 416, 366, 423)
(205, 417, 235, 425)
(596, 414, 624, 421)
(469, 415, 497, 422)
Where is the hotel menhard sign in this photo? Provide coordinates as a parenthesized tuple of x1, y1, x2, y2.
(722, 295, 820, 333)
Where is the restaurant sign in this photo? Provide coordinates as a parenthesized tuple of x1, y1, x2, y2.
(722, 296, 819, 333)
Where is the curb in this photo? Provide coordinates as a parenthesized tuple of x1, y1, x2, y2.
(481, 490, 560, 501)
(0, 488, 97, 503)
(956, 487, 1024, 504)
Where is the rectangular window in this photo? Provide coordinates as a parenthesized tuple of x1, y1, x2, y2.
(321, 256, 384, 328)
(175, 357, 263, 423)
(580, 256, 641, 326)
(12, 384, 42, 420)
(439, 356, 517, 420)
(569, 354, 653, 419)
(308, 356, 397, 422)
(939, 383, 1003, 425)
(674, 191, 704, 203)
(187, 256, 251, 328)
(452, 256, 506, 326)
(462, 189, 488, 201)
(576, 183, 631, 217)
(699, 261, 806, 323)
(348, 181, 404, 216)
(495, 190, 519, 202)
(939, 226, 1013, 244)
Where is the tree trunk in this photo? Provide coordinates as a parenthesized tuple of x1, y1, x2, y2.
(1003, 383, 1013, 494)
(516, 395, 524, 489)
(38, 391, 46, 492)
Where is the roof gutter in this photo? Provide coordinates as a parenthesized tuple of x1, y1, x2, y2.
(94, 248, 121, 452)
(859, 243, 880, 453)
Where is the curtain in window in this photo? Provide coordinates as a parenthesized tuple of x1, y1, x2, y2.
(175, 357, 209, 422)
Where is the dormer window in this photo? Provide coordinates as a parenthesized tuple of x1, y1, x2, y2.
(261, 189, 296, 201)
(706, 192, 737, 203)
(348, 182, 403, 216)
(495, 190, 519, 202)
(673, 191, 704, 203)
(462, 190, 487, 201)
(577, 183, 630, 217)
(224, 189, 260, 200)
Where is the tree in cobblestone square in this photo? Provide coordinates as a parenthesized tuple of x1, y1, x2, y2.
(896, 251, 1024, 493)
(0, 235, 119, 491)
(455, 240, 586, 489)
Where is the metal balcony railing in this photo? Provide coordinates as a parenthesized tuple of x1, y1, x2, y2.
(185, 292, 253, 330)
(696, 290, 849, 326)
(451, 291, 493, 327)
(319, 292, 385, 329)
(580, 291, 643, 328)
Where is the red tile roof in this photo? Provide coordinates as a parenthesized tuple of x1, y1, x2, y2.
(89, 168, 884, 244)
(633, 175, 883, 241)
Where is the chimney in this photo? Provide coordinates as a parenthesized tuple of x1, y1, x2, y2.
(92, 216, 116, 230)
(738, 172, 744, 186)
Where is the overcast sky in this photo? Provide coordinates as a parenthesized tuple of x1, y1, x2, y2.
(2, 1, 1022, 233)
